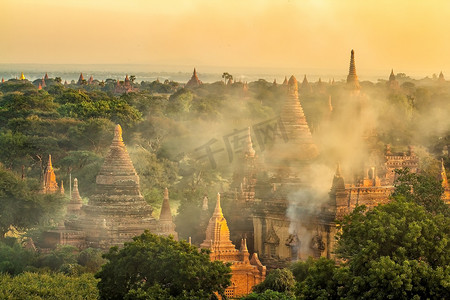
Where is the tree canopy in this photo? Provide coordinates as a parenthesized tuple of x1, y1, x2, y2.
(95, 231, 231, 300)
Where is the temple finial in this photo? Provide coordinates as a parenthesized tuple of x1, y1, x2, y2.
(240, 238, 248, 252)
(48, 154, 53, 170)
(213, 193, 223, 217)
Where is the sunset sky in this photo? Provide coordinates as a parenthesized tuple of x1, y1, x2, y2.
(2, 0, 449, 77)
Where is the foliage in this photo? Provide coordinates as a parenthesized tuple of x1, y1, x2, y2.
(96, 231, 231, 300)
(0, 272, 99, 300)
(253, 268, 296, 296)
(393, 168, 449, 216)
(292, 257, 338, 300)
(240, 289, 295, 300)
(335, 198, 450, 299)
(0, 238, 37, 275)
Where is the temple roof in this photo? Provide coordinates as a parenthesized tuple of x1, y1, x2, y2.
(78, 73, 84, 84)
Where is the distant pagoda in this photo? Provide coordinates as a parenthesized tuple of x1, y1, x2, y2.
(77, 73, 84, 85)
(185, 68, 202, 88)
(346, 49, 360, 90)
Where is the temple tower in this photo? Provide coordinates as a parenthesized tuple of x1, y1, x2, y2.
(44, 73, 49, 80)
(43, 155, 59, 194)
(438, 71, 445, 83)
(346, 50, 360, 90)
(20, 72, 26, 80)
(156, 188, 178, 240)
(74, 124, 156, 248)
(440, 159, 450, 204)
(200, 193, 266, 298)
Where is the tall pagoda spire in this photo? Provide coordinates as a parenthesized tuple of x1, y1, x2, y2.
(346, 49, 360, 90)
(20, 72, 26, 80)
(44, 73, 49, 80)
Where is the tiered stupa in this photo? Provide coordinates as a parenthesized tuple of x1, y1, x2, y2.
(185, 68, 202, 88)
(438, 71, 445, 83)
(42, 155, 59, 194)
(155, 188, 178, 240)
(73, 124, 156, 248)
(20, 72, 26, 80)
(346, 49, 360, 90)
(274, 75, 319, 163)
(200, 193, 266, 298)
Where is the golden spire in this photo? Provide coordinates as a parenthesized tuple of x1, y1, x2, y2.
(47, 154, 53, 170)
(20, 72, 25, 80)
(441, 159, 448, 188)
(346, 49, 360, 90)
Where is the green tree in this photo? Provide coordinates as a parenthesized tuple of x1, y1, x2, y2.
(393, 168, 449, 216)
(292, 257, 338, 300)
(252, 268, 296, 296)
(96, 231, 231, 300)
(335, 198, 450, 299)
(241, 289, 294, 300)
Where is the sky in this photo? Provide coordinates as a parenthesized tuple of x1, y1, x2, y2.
(1, 0, 450, 77)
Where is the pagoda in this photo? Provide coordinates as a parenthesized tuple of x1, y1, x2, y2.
(77, 73, 84, 85)
(346, 49, 360, 90)
(185, 68, 202, 88)
(155, 188, 178, 240)
(200, 193, 266, 298)
(20, 72, 26, 80)
(72, 124, 156, 248)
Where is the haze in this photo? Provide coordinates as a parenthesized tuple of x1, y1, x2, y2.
(2, 0, 450, 77)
